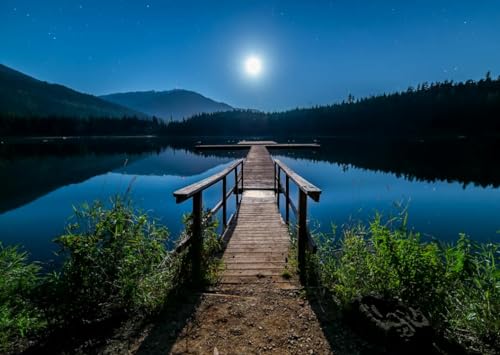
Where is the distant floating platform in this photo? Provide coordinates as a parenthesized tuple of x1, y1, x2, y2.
(196, 141, 320, 149)
(238, 140, 277, 145)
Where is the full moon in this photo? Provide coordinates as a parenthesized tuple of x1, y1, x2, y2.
(245, 56, 262, 76)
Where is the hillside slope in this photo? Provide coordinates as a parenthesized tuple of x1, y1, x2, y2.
(0, 64, 146, 118)
(100, 89, 232, 121)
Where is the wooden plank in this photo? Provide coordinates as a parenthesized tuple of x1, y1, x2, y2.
(223, 269, 285, 277)
(224, 262, 286, 267)
(219, 276, 293, 284)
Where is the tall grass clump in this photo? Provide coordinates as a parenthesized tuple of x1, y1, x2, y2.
(312, 214, 500, 352)
(0, 243, 46, 352)
(46, 197, 183, 324)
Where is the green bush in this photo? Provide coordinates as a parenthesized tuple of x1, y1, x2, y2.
(50, 197, 178, 323)
(0, 243, 46, 351)
(313, 215, 500, 352)
(0, 196, 226, 352)
(180, 211, 224, 285)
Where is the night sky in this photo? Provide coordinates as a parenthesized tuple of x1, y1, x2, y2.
(1, 0, 500, 111)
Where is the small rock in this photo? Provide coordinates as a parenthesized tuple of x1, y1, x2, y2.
(213, 347, 219, 355)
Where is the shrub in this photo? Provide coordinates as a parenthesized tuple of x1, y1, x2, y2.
(313, 215, 500, 352)
(0, 243, 46, 351)
(0, 196, 226, 352)
(49, 197, 177, 323)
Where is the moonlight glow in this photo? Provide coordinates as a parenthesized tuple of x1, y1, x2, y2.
(245, 56, 262, 77)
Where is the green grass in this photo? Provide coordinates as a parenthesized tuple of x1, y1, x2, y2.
(309, 214, 500, 353)
(47, 198, 180, 322)
(0, 243, 46, 352)
(0, 196, 225, 353)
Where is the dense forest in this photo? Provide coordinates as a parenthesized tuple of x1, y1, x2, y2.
(0, 115, 166, 136)
(1, 74, 499, 137)
(166, 73, 500, 137)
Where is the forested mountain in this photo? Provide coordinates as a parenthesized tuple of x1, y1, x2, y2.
(166, 74, 500, 137)
(100, 89, 233, 121)
(0, 64, 146, 118)
(2, 74, 499, 138)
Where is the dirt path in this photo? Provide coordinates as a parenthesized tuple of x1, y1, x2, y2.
(167, 283, 332, 354)
(95, 275, 371, 355)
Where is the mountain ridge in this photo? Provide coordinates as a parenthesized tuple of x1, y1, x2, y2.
(0, 64, 146, 119)
(100, 89, 233, 121)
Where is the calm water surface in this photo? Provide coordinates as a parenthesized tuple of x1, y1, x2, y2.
(0, 138, 499, 262)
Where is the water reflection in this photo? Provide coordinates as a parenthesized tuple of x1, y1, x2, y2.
(0, 137, 498, 262)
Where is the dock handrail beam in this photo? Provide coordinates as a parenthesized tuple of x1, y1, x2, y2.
(173, 158, 244, 279)
(274, 159, 321, 275)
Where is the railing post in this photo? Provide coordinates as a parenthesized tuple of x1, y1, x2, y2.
(191, 191, 202, 283)
(241, 161, 244, 193)
(222, 175, 227, 228)
(298, 190, 307, 280)
(285, 175, 290, 224)
(277, 166, 281, 207)
(274, 161, 277, 192)
(234, 168, 238, 205)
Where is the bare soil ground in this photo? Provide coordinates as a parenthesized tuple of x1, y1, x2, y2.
(94, 276, 375, 355)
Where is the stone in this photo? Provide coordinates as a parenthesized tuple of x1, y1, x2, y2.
(345, 295, 434, 353)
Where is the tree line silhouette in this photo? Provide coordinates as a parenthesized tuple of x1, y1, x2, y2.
(0, 116, 166, 136)
(166, 73, 500, 137)
(1, 74, 499, 137)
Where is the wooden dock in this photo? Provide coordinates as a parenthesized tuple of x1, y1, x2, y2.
(196, 142, 320, 149)
(221, 190, 290, 284)
(174, 141, 321, 286)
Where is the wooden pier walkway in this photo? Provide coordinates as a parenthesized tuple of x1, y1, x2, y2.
(174, 141, 321, 286)
(221, 190, 290, 284)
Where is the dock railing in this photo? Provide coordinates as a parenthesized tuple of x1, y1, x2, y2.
(274, 159, 321, 275)
(173, 159, 244, 278)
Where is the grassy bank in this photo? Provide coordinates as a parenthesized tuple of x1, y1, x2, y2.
(306, 215, 499, 353)
(0, 197, 222, 353)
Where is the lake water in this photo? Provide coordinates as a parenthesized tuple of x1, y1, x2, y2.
(1, 137, 499, 262)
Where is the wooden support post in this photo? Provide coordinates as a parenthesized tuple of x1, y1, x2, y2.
(277, 166, 281, 207)
(234, 168, 238, 205)
(298, 190, 307, 281)
(191, 191, 202, 283)
(285, 175, 290, 224)
(222, 176, 227, 228)
(274, 162, 277, 192)
(241, 162, 244, 194)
